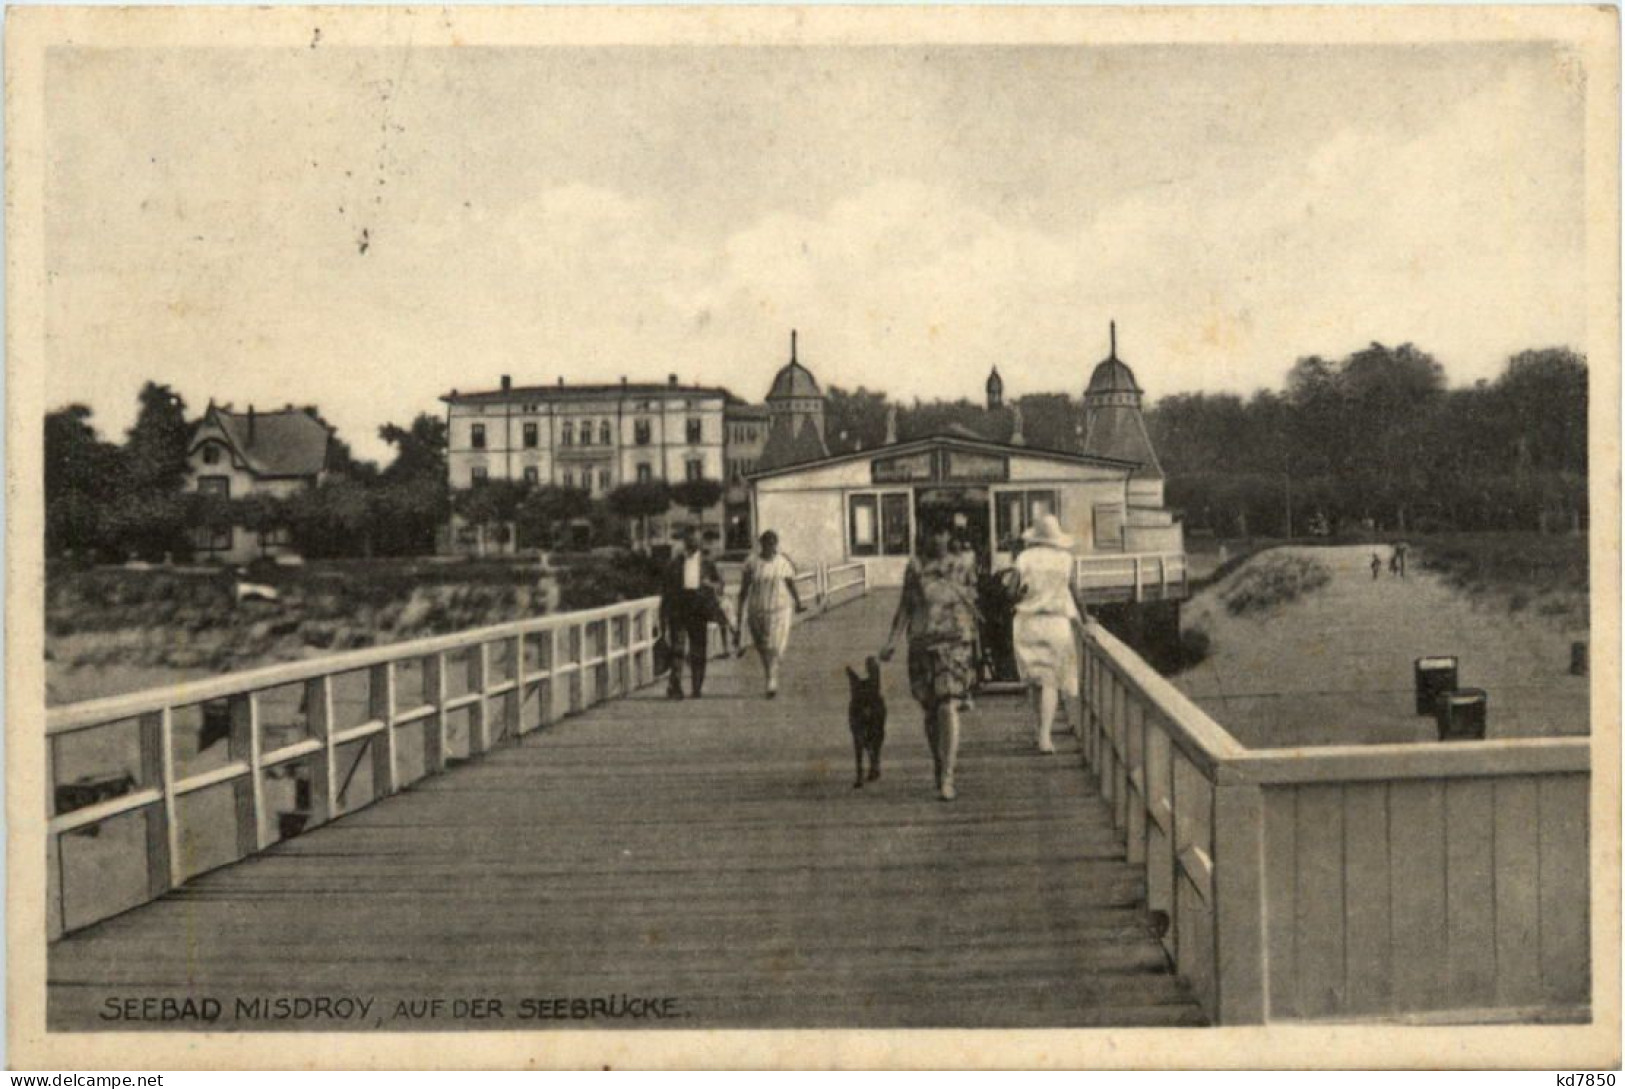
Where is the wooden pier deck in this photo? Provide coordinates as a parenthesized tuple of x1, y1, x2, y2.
(48, 592, 1203, 1030)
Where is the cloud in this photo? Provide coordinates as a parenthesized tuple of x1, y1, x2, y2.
(43, 50, 1586, 463)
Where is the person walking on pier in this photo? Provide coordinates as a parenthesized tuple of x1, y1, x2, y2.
(736, 530, 804, 698)
(1370, 552, 1383, 581)
(880, 523, 981, 802)
(661, 528, 723, 700)
(1009, 513, 1085, 755)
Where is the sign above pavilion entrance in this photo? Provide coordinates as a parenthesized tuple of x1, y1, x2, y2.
(871, 444, 1010, 485)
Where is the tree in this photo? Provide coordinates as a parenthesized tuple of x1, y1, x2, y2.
(233, 494, 291, 558)
(824, 386, 891, 453)
(371, 476, 450, 556)
(607, 481, 672, 551)
(371, 412, 452, 555)
(669, 478, 724, 514)
(514, 486, 592, 550)
(451, 480, 528, 554)
(1013, 393, 1081, 451)
(45, 404, 125, 556)
(379, 414, 449, 484)
(287, 477, 376, 558)
(124, 382, 192, 495)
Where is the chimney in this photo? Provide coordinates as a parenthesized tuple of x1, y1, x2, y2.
(620, 376, 628, 389)
(247, 405, 256, 443)
(501, 374, 512, 392)
(557, 376, 564, 387)
(668, 374, 678, 388)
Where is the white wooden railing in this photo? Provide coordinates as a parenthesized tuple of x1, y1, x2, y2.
(46, 596, 662, 940)
(1074, 551, 1188, 602)
(710, 561, 870, 655)
(821, 561, 870, 607)
(1078, 620, 1592, 1024)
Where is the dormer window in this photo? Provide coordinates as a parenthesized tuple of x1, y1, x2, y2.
(202, 444, 222, 466)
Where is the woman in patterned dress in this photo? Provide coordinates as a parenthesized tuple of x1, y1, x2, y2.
(735, 530, 804, 698)
(879, 524, 981, 801)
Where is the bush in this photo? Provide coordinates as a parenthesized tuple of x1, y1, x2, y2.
(1164, 626, 1213, 676)
(555, 554, 664, 611)
(1222, 554, 1332, 616)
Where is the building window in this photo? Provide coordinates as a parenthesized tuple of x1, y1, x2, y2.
(686, 418, 702, 445)
(849, 495, 878, 557)
(849, 492, 911, 557)
(563, 469, 574, 489)
(201, 444, 221, 466)
(562, 422, 574, 446)
(995, 490, 1060, 552)
(471, 466, 489, 485)
(685, 458, 703, 481)
(1093, 503, 1126, 550)
(598, 469, 611, 493)
(634, 419, 651, 445)
(197, 474, 232, 551)
(523, 465, 540, 485)
(599, 421, 612, 446)
(471, 424, 486, 450)
(636, 463, 652, 484)
(881, 494, 910, 554)
(578, 421, 591, 447)
(523, 422, 538, 449)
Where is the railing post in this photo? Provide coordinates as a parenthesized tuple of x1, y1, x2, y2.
(468, 642, 490, 756)
(138, 709, 179, 897)
(506, 635, 526, 736)
(228, 693, 269, 854)
(1159, 555, 1169, 598)
(1126, 698, 1147, 865)
(304, 675, 337, 823)
(1112, 676, 1130, 831)
(631, 609, 648, 690)
(549, 626, 570, 722)
(1134, 555, 1144, 603)
(369, 663, 398, 797)
(422, 652, 447, 775)
(46, 740, 63, 940)
(1212, 780, 1269, 1024)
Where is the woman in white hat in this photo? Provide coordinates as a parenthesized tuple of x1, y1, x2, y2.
(1010, 512, 1086, 754)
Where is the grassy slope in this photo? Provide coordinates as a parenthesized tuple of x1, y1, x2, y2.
(1172, 540, 1589, 748)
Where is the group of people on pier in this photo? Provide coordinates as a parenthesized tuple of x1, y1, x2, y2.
(658, 513, 1096, 803)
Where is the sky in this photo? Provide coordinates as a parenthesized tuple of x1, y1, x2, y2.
(44, 41, 1588, 463)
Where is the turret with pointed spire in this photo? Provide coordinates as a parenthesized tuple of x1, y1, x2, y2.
(758, 328, 830, 470)
(1081, 320, 1161, 480)
(986, 365, 1004, 410)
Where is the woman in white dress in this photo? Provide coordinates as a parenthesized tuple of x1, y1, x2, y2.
(735, 530, 805, 698)
(1010, 513, 1088, 754)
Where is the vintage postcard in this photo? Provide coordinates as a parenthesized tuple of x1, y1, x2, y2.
(6, 4, 1620, 1070)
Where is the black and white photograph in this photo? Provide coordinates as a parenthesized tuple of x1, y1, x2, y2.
(7, 4, 1618, 1070)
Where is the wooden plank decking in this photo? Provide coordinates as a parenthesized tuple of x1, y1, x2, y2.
(48, 593, 1203, 1030)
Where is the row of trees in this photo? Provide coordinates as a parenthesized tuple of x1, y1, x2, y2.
(46, 385, 731, 563)
(46, 342, 1587, 563)
(821, 344, 1587, 537)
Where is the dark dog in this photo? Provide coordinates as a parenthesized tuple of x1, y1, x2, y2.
(846, 657, 887, 788)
